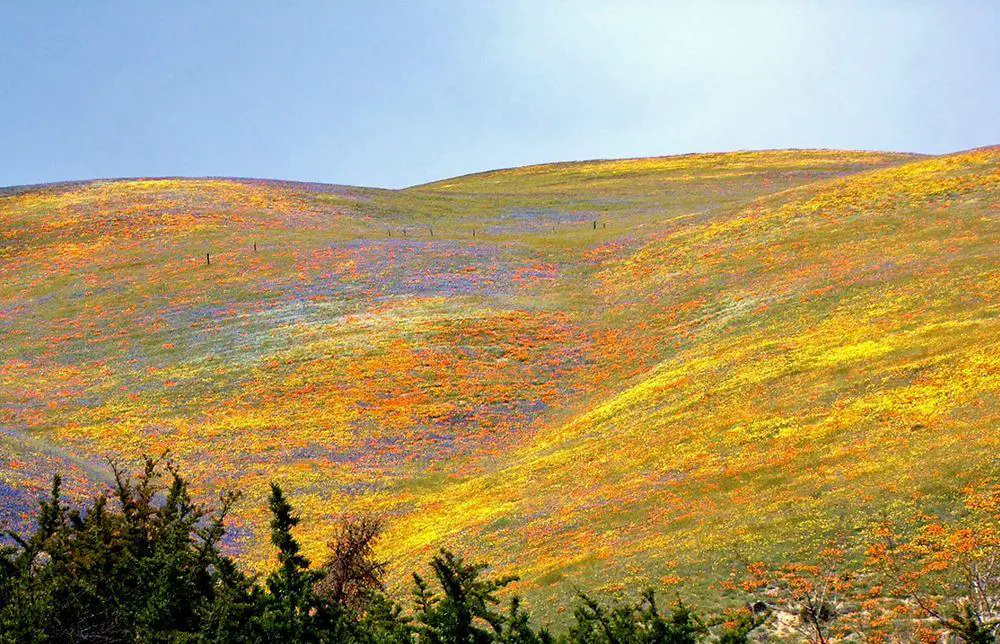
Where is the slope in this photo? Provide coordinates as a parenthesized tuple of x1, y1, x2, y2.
(371, 147, 1000, 614)
(4, 149, 992, 619)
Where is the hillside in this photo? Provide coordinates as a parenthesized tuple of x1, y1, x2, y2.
(1, 148, 996, 619)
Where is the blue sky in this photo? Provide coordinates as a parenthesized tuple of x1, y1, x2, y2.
(1, 1, 997, 188)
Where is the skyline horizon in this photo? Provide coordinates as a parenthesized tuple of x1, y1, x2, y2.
(6, 143, 996, 192)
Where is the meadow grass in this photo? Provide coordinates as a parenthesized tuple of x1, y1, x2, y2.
(0, 148, 995, 623)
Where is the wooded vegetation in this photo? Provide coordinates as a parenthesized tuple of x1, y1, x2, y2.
(1, 456, 997, 642)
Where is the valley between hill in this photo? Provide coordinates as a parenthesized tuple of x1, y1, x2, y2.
(1, 148, 997, 618)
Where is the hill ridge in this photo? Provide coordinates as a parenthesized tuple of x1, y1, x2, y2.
(3, 147, 931, 195)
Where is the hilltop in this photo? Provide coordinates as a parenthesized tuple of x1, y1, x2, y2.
(1, 148, 996, 619)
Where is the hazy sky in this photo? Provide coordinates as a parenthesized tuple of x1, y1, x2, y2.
(1, 1, 997, 188)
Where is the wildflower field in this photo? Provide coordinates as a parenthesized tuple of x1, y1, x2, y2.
(1, 148, 997, 620)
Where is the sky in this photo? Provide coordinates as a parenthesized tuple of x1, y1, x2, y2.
(1, 1, 998, 189)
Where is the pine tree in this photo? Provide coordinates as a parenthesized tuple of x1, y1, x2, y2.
(257, 483, 349, 642)
(413, 548, 521, 643)
(0, 455, 261, 642)
(567, 589, 707, 643)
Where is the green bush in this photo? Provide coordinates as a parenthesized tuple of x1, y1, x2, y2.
(0, 457, 759, 643)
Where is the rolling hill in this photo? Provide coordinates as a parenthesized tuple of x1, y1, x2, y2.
(1, 148, 997, 620)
